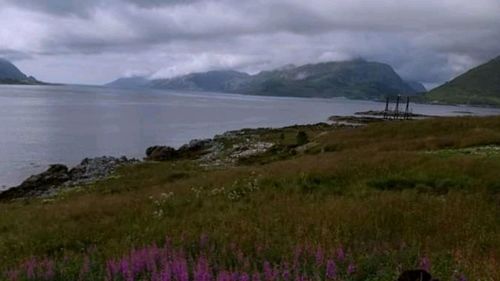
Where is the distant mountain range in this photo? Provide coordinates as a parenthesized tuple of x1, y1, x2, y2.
(107, 59, 427, 100)
(8, 52, 500, 107)
(0, 58, 43, 85)
(6, 51, 500, 106)
(425, 56, 500, 106)
(109, 55, 500, 107)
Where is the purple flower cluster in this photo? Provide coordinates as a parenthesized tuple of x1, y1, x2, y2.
(5, 257, 55, 281)
(4, 237, 464, 281)
(419, 256, 431, 272)
(101, 242, 358, 281)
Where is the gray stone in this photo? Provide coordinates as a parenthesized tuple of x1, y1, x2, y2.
(145, 146, 178, 161)
(0, 156, 138, 201)
(68, 156, 136, 185)
(0, 164, 70, 200)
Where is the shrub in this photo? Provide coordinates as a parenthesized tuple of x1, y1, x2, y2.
(296, 131, 309, 146)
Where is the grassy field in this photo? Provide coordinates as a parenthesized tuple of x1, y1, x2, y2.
(1, 117, 499, 280)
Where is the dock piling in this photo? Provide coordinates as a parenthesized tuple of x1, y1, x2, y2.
(394, 95, 401, 119)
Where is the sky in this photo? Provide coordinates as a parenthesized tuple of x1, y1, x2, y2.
(0, 0, 499, 88)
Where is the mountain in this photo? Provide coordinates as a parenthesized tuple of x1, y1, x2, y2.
(106, 60, 419, 100)
(146, 60, 417, 99)
(426, 56, 500, 106)
(233, 60, 416, 98)
(405, 81, 427, 93)
(150, 70, 250, 92)
(106, 76, 150, 89)
(0, 58, 40, 85)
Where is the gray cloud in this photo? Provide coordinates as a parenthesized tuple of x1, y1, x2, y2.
(2, 0, 204, 17)
(0, 0, 499, 85)
(0, 49, 33, 61)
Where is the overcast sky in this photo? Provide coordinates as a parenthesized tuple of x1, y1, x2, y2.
(0, 0, 499, 87)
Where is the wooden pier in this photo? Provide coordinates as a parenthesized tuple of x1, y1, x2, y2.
(383, 95, 412, 120)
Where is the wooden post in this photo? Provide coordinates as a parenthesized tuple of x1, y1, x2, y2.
(394, 95, 400, 119)
(404, 96, 410, 119)
(383, 96, 389, 119)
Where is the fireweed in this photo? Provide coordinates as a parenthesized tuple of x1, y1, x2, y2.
(2, 236, 468, 281)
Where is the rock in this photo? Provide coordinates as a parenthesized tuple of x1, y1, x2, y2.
(26, 164, 69, 186)
(179, 139, 213, 152)
(68, 156, 136, 185)
(199, 142, 226, 165)
(177, 139, 214, 158)
(0, 156, 138, 201)
(0, 164, 70, 200)
(145, 146, 178, 161)
(229, 142, 275, 160)
(145, 140, 215, 162)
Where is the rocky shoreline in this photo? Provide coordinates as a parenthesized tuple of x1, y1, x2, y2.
(0, 156, 138, 201)
(0, 128, 284, 201)
(0, 126, 321, 201)
(0, 116, 409, 201)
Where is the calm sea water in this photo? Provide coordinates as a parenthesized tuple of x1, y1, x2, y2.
(1, 84, 500, 188)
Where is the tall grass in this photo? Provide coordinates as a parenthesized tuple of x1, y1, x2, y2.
(1, 117, 499, 280)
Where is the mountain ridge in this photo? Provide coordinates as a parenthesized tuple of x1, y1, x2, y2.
(0, 58, 42, 85)
(425, 55, 500, 106)
(107, 60, 423, 100)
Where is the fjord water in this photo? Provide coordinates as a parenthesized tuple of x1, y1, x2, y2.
(1, 85, 500, 188)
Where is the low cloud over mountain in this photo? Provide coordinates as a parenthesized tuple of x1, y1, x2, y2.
(0, 0, 499, 86)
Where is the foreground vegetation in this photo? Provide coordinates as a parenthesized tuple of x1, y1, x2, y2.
(1, 117, 500, 280)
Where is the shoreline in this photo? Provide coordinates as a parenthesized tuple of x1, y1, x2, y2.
(0, 116, 372, 200)
(0, 112, 487, 200)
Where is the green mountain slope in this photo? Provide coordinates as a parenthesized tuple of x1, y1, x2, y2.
(147, 60, 418, 99)
(426, 56, 500, 106)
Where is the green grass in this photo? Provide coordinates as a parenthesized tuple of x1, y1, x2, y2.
(425, 56, 500, 106)
(1, 117, 500, 280)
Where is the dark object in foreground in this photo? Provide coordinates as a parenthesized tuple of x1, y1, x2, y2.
(398, 270, 439, 281)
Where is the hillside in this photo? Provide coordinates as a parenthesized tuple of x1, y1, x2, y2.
(1, 116, 499, 280)
(151, 70, 250, 92)
(107, 60, 421, 100)
(426, 56, 500, 106)
(234, 60, 417, 99)
(0, 58, 41, 85)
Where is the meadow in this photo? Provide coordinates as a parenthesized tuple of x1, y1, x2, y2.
(1, 116, 499, 281)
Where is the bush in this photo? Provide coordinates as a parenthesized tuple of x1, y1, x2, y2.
(296, 131, 309, 146)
